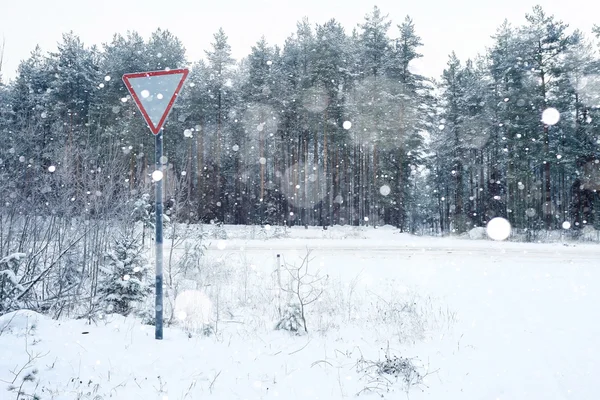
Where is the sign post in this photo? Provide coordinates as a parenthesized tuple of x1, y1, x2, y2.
(122, 68, 189, 339)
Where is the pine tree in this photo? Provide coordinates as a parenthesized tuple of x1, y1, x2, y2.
(204, 28, 235, 223)
(98, 233, 151, 316)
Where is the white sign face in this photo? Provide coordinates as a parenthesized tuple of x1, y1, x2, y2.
(122, 69, 189, 134)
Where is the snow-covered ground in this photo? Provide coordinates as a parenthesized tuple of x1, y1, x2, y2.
(1, 225, 598, 399)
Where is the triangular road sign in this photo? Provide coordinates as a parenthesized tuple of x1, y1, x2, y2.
(122, 68, 189, 135)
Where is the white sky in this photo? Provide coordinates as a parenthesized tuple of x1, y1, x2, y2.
(0, 0, 597, 82)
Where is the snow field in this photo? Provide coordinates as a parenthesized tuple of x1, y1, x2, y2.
(0, 224, 598, 399)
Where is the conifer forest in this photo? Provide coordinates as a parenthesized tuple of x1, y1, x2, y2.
(2, 5, 600, 236)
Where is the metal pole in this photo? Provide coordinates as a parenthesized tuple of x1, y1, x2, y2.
(276, 254, 281, 318)
(155, 131, 164, 340)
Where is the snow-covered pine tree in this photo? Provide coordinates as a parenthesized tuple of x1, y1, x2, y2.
(98, 233, 151, 316)
(0, 253, 27, 313)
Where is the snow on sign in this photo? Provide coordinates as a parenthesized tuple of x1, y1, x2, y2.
(122, 69, 189, 134)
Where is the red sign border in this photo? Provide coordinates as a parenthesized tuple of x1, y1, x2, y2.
(122, 68, 189, 135)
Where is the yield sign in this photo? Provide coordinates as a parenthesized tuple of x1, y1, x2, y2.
(122, 69, 189, 134)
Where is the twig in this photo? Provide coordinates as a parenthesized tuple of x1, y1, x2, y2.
(209, 370, 221, 394)
(288, 339, 311, 355)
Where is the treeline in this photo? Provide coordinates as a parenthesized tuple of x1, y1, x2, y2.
(1, 5, 600, 234)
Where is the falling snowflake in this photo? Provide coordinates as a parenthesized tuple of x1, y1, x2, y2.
(541, 108, 560, 125)
(152, 171, 163, 182)
(104, 76, 111, 82)
(379, 185, 391, 196)
(232, 144, 240, 151)
(259, 157, 267, 165)
(486, 217, 511, 241)
(562, 221, 571, 230)
(343, 121, 352, 130)
(177, 311, 187, 321)
(184, 129, 193, 138)
(141, 90, 150, 98)
(48, 166, 56, 172)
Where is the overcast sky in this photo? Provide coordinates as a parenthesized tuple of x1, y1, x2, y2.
(0, 0, 597, 82)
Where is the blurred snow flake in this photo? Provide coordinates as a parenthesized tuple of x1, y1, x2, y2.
(259, 157, 267, 165)
(342, 121, 352, 130)
(48, 165, 56, 173)
(41, 111, 47, 119)
(111, 106, 121, 114)
(98, 83, 105, 89)
(141, 89, 150, 98)
(541, 108, 560, 125)
(232, 144, 240, 151)
(152, 170, 163, 182)
(486, 217, 511, 241)
(266, 60, 273, 66)
(379, 185, 391, 196)
(157, 93, 164, 100)
(104, 75, 111, 82)
(217, 240, 227, 250)
(19, 156, 25, 162)
(160, 156, 168, 164)
(562, 221, 571, 230)
(184, 129, 193, 137)
(123, 274, 131, 281)
(120, 97, 128, 103)
(181, 171, 187, 176)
